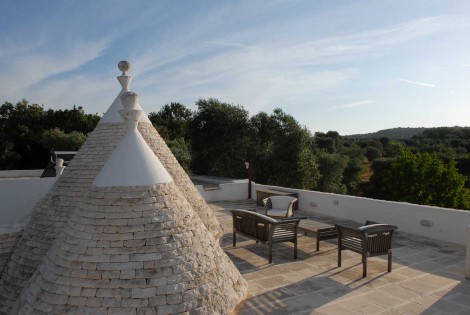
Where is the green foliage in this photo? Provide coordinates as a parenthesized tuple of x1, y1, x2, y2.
(366, 158, 394, 199)
(148, 102, 193, 141)
(0, 100, 99, 170)
(166, 137, 192, 172)
(343, 157, 365, 194)
(384, 141, 404, 158)
(317, 152, 348, 194)
(148, 102, 193, 171)
(250, 109, 320, 190)
(41, 128, 87, 151)
(346, 127, 427, 140)
(191, 98, 250, 178)
(364, 146, 382, 161)
(314, 131, 343, 153)
(367, 150, 470, 209)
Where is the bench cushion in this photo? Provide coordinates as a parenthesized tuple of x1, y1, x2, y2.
(269, 196, 297, 209)
(267, 208, 288, 217)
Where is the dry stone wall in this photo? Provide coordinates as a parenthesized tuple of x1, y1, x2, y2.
(14, 184, 247, 314)
(0, 123, 128, 314)
(0, 231, 22, 277)
(138, 123, 224, 239)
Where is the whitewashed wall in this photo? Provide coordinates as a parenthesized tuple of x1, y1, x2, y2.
(0, 177, 56, 231)
(253, 183, 470, 246)
(195, 182, 249, 202)
(1, 174, 470, 246)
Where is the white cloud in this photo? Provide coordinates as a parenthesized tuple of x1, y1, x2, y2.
(339, 100, 376, 108)
(128, 15, 458, 112)
(396, 78, 436, 88)
(0, 37, 111, 98)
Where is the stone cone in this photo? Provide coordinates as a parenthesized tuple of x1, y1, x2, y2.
(0, 73, 136, 314)
(0, 122, 127, 314)
(0, 64, 223, 314)
(14, 118, 247, 314)
(137, 123, 224, 239)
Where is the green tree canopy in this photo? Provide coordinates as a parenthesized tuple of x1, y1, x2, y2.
(368, 149, 470, 209)
(0, 100, 99, 170)
(250, 108, 319, 190)
(148, 102, 193, 141)
(317, 152, 348, 194)
(191, 98, 250, 178)
(41, 128, 87, 151)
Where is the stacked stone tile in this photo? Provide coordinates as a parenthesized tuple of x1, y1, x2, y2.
(14, 92, 247, 314)
(138, 124, 223, 239)
(0, 122, 128, 314)
(0, 231, 22, 277)
(0, 61, 223, 313)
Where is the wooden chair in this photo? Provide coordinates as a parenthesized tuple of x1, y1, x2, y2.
(263, 196, 298, 218)
(335, 221, 397, 277)
(231, 209, 302, 263)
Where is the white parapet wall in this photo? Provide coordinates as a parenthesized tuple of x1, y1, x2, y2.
(0, 169, 43, 178)
(253, 183, 470, 246)
(0, 177, 57, 231)
(2, 174, 470, 248)
(195, 182, 249, 202)
(467, 226, 470, 279)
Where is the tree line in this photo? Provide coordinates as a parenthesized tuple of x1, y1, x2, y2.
(2, 99, 470, 210)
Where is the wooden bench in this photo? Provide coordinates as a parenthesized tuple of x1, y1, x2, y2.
(336, 220, 398, 277)
(256, 188, 298, 208)
(230, 209, 302, 263)
(297, 219, 337, 251)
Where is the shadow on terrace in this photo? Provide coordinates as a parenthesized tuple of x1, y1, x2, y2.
(210, 200, 470, 315)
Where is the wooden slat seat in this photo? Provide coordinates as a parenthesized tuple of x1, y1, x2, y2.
(336, 220, 397, 277)
(231, 209, 302, 263)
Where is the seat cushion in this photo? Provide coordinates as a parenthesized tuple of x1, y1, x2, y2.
(269, 196, 296, 209)
(267, 208, 288, 217)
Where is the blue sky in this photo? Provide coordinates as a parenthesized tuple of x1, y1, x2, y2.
(1, 0, 470, 135)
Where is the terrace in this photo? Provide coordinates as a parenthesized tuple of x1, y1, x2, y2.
(210, 200, 470, 315)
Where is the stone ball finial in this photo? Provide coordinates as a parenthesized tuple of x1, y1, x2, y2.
(118, 60, 131, 75)
(121, 91, 139, 110)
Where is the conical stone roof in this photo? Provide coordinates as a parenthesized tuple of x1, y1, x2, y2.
(0, 62, 223, 314)
(14, 93, 247, 314)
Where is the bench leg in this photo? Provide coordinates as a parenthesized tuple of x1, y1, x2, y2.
(337, 250, 342, 268)
(388, 249, 392, 272)
(316, 236, 320, 251)
(337, 239, 342, 267)
(233, 231, 236, 247)
(269, 243, 273, 264)
(362, 253, 367, 278)
(294, 238, 298, 260)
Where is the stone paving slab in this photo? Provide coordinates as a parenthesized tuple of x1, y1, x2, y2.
(211, 200, 470, 315)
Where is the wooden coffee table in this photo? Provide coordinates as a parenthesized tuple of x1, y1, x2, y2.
(297, 219, 338, 251)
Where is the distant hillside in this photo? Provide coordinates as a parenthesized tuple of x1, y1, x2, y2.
(345, 127, 429, 140)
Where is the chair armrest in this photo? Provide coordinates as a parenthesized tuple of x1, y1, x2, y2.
(263, 197, 272, 215)
(273, 217, 302, 225)
(358, 224, 397, 234)
(287, 199, 296, 217)
(281, 216, 307, 221)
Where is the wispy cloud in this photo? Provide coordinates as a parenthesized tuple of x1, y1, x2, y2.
(0, 37, 111, 98)
(203, 41, 252, 50)
(396, 78, 435, 88)
(339, 100, 376, 108)
(463, 64, 470, 67)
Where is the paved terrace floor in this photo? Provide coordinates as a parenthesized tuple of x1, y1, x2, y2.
(209, 200, 470, 315)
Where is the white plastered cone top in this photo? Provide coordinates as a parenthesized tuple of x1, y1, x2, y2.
(94, 92, 172, 187)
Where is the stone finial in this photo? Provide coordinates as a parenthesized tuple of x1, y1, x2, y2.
(119, 91, 142, 129)
(121, 91, 139, 110)
(118, 60, 131, 75)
